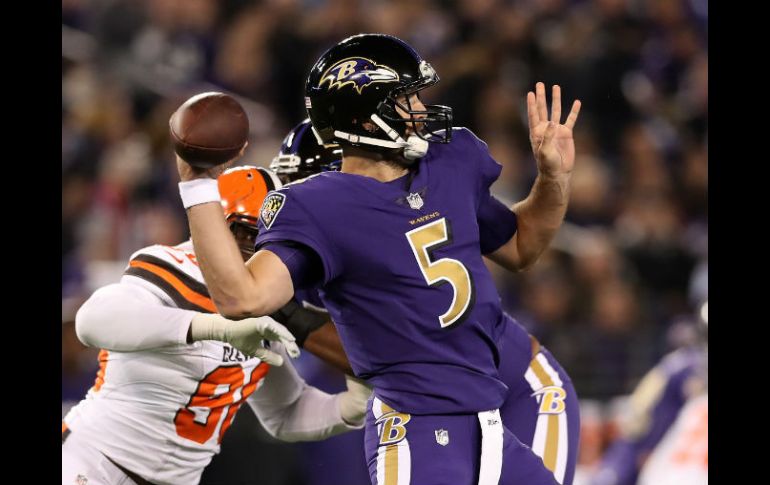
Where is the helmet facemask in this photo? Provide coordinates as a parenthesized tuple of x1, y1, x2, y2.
(343, 61, 452, 161)
(270, 119, 343, 183)
(376, 61, 452, 146)
(227, 217, 259, 261)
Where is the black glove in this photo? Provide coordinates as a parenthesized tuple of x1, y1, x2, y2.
(270, 299, 329, 347)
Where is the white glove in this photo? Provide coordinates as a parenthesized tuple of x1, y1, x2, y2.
(190, 314, 301, 366)
(338, 375, 373, 426)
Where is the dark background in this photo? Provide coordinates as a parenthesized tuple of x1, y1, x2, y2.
(61, 1, 707, 483)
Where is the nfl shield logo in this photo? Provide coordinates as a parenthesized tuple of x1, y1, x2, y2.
(435, 429, 449, 446)
(406, 192, 424, 210)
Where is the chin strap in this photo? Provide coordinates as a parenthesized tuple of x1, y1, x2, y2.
(403, 135, 428, 160)
(332, 114, 429, 160)
(370, 114, 428, 160)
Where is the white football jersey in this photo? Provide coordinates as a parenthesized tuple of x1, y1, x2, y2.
(64, 241, 272, 485)
(637, 393, 708, 485)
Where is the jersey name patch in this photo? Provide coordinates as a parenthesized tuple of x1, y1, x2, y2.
(260, 192, 286, 230)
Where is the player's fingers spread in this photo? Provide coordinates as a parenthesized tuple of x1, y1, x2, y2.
(536, 82, 548, 123)
(565, 100, 582, 130)
(254, 348, 285, 366)
(527, 92, 539, 129)
(551, 85, 561, 123)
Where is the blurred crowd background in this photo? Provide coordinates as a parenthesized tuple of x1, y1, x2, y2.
(62, 0, 707, 483)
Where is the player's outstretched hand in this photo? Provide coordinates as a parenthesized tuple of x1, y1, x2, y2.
(526, 83, 581, 178)
(190, 314, 301, 366)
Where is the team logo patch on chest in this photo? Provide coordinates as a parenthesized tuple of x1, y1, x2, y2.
(259, 192, 286, 230)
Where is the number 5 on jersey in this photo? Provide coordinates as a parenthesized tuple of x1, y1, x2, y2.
(406, 218, 474, 328)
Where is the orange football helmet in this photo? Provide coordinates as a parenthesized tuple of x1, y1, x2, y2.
(217, 165, 282, 258)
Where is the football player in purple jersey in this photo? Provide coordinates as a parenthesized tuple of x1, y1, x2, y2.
(589, 302, 708, 485)
(273, 118, 580, 485)
(176, 33, 581, 485)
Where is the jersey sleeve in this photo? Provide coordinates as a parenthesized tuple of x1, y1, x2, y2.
(75, 281, 195, 351)
(261, 241, 324, 291)
(254, 188, 342, 285)
(450, 127, 505, 194)
(453, 128, 519, 253)
(74, 243, 211, 351)
(294, 288, 328, 313)
(121, 245, 217, 314)
(477, 193, 518, 254)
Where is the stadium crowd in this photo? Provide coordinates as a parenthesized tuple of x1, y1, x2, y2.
(62, 1, 706, 482)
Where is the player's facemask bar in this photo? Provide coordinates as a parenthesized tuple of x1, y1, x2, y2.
(378, 93, 452, 146)
(269, 153, 343, 177)
(379, 61, 453, 145)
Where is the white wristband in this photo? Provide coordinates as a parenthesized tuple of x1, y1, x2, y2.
(179, 178, 221, 209)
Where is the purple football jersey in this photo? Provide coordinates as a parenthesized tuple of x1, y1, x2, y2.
(294, 288, 326, 311)
(591, 346, 707, 485)
(255, 128, 521, 414)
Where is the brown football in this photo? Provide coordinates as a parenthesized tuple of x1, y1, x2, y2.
(169, 92, 249, 168)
